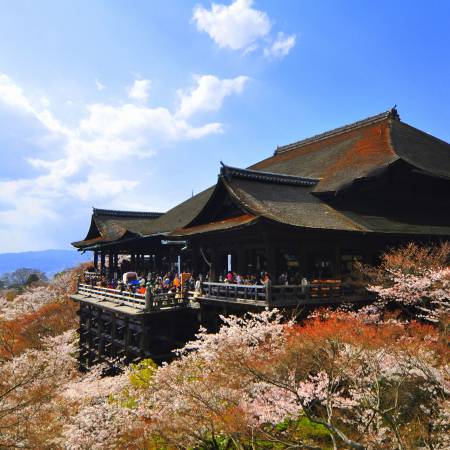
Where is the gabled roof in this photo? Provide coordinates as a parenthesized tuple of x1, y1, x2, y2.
(252, 107, 450, 193)
(174, 165, 364, 236)
(171, 158, 450, 237)
(72, 208, 164, 248)
(275, 109, 400, 155)
(73, 108, 450, 247)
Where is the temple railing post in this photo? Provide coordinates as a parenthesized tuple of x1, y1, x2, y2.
(265, 279, 272, 305)
(145, 283, 152, 310)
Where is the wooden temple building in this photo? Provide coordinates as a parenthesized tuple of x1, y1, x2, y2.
(71, 108, 450, 365)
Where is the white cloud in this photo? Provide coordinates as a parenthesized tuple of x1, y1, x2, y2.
(193, 0, 270, 51)
(68, 173, 138, 201)
(192, 0, 296, 59)
(95, 79, 106, 91)
(0, 72, 248, 251)
(264, 32, 296, 58)
(127, 79, 151, 102)
(176, 74, 248, 118)
(0, 73, 34, 113)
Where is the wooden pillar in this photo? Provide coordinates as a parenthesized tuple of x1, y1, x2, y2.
(192, 244, 200, 276)
(333, 244, 341, 278)
(265, 241, 277, 280)
(108, 250, 114, 278)
(111, 313, 117, 359)
(298, 240, 308, 278)
(100, 252, 106, 275)
(136, 254, 140, 272)
(237, 245, 246, 275)
(93, 251, 99, 272)
(210, 248, 218, 282)
(87, 305, 93, 366)
(97, 311, 104, 361)
(139, 317, 147, 358)
(124, 317, 131, 362)
(154, 253, 161, 272)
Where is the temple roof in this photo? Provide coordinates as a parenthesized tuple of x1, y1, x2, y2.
(220, 164, 319, 186)
(252, 108, 450, 193)
(274, 109, 400, 155)
(71, 208, 164, 248)
(92, 208, 163, 219)
(73, 108, 450, 247)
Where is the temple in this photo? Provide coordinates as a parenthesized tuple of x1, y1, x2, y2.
(73, 108, 450, 280)
(71, 108, 450, 365)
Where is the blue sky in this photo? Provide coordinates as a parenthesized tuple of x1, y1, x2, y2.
(0, 0, 449, 252)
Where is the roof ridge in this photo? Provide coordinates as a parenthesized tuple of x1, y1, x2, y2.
(220, 163, 319, 186)
(92, 208, 164, 218)
(275, 108, 400, 155)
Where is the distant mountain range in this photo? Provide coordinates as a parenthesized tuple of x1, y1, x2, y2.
(0, 249, 92, 278)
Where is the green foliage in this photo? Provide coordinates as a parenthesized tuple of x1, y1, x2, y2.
(129, 358, 157, 389)
(190, 417, 332, 449)
(109, 359, 158, 410)
(295, 416, 331, 440)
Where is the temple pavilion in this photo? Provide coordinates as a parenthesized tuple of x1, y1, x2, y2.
(72, 108, 450, 285)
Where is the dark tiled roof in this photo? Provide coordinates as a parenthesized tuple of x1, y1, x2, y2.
(172, 214, 258, 237)
(390, 120, 450, 180)
(92, 208, 163, 218)
(144, 187, 216, 235)
(275, 108, 400, 154)
(335, 209, 450, 236)
(184, 174, 450, 236)
(73, 108, 450, 246)
(252, 108, 449, 193)
(252, 114, 398, 193)
(72, 208, 165, 248)
(222, 177, 363, 232)
(221, 163, 319, 186)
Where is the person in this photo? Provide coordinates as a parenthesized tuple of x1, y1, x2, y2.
(194, 278, 202, 294)
(163, 275, 171, 291)
(301, 277, 309, 295)
(137, 279, 146, 295)
(263, 272, 272, 302)
(173, 275, 180, 290)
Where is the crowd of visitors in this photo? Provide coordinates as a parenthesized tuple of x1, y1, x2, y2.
(83, 269, 310, 296)
(83, 271, 199, 295)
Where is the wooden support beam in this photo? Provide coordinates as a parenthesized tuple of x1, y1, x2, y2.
(94, 251, 99, 272)
(265, 241, 277, 280)
(87, 305, 93, 366)
(237, 245, 246, 275)
(124, 317, 131, 362)
(100, 252, 106, 275)
(108, 251, 114, 278)
(139, 317, 147, 358)
(210, 248, 218, 281)
(111, 313, 117, 359)
(97, 311, 104, 361)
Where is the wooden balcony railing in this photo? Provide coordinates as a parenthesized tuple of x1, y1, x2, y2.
(201, 280, 348, 306)
(77, 283, 187, 311)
